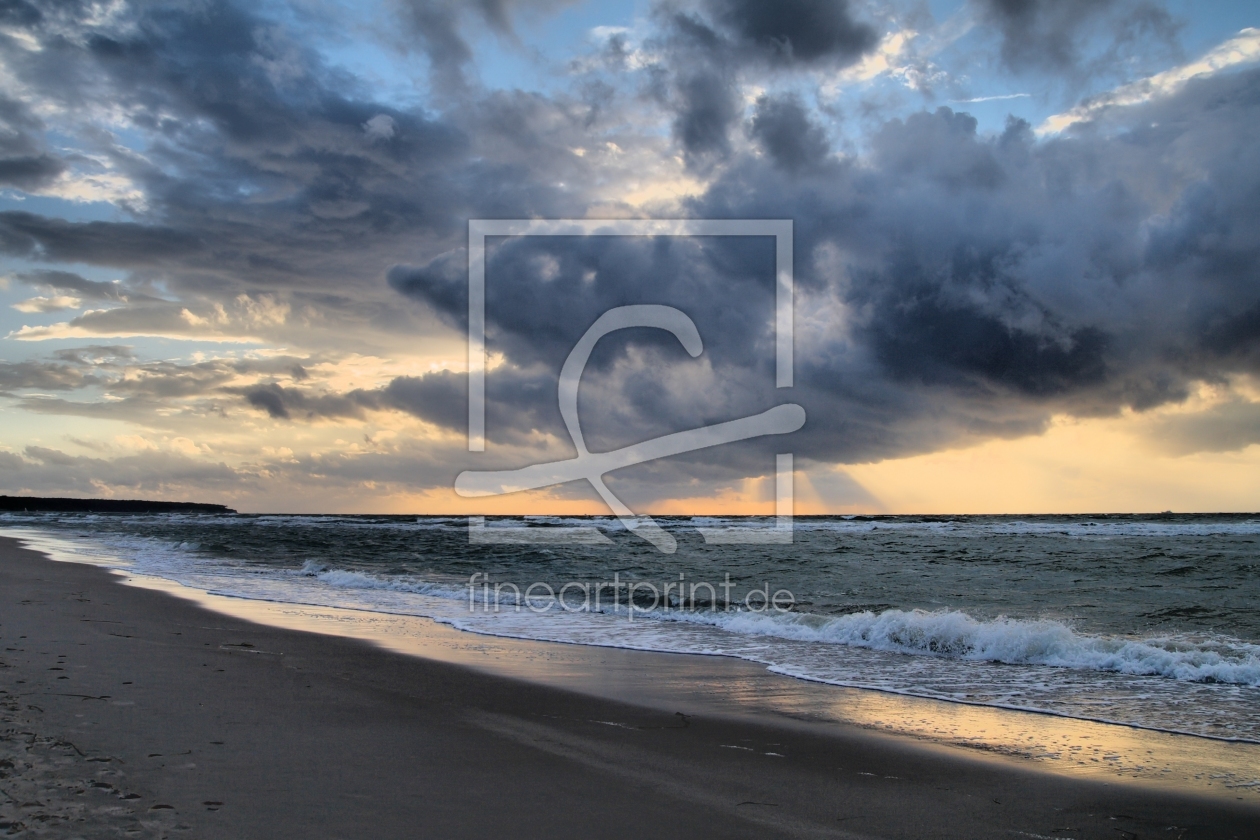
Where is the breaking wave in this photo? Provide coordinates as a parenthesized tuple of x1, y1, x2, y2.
(671, 607, 1260, 686)
(296, 560, 1260, 687)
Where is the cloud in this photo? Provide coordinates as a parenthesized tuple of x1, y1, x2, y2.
(0, 212, 203, 268)
(830, 28, 917, 84)
(0, 0, 1258, 510)
(0, 0, 657, 347)
(0, 349, 341, 435)
(7, 268, 151, 315)
(390, 62, 1260, 469)
(1145, 397, 1260, 455)
(748, 93, 831, 172)
(8, 303, 253, 342)
(376, 371, 469, 431)
(12, 294, 82, 313)
(0, 95, 65, 191)
(11, 269, 130, 299)
(1039, 27, 1260, 133)
(235, 381, 373, 421)
(671, 70, 741, 162)
(704, 0, 877, 66)
(975, 0, 1181, 79)
(228, 369, 554, 447)
(51, 345, 136, 365)
(0, 445, 250, 497)
(395, 0, 581, 91)
(0, 359, 98, 392)
(641, 1, 879, 167)
(8, 292, 338, 343)
(363, 114, 397, 142)
(721, 70, 1259, 444)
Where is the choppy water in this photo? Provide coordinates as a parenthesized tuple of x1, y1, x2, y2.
(4, 512, 1259, 742)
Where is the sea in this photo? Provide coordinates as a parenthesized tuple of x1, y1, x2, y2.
(3, 512, 1259, 745)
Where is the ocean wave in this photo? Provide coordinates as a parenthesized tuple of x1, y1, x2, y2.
(291, 558, 1260, 688)
(478, 516, 624, 530)
(296, 561, 466, 599)
(660, 608, 1260, 686)
(684, 515, 1260, 538)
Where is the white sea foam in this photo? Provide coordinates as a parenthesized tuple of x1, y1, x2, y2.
(655, 608, 1260, 686)
(289, 558, 1260, 687)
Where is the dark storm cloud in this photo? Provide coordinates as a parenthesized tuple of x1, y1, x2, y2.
(748, 94, 831, 172)
(13, 270, 131, 302)
(377, 371, 469, 430)
(849, 244, 1110, 398)
(224, 359, 786, 487)
(672, 70, 741, 160)
(704, 0, 878, 66)
(0, 0, 43, 27)
(389, 63, 1260, 466)
(1145, 399, 1260, 456)
(644, 2, 875, 165)
(3, 0, 1260, 505)
(229, 369, 557, 447)
(976, 0, 1180, 78)
(704, 69, 1260, 457)
(381, 368, 585, 450)
(235, 382, 372, 421)
(0, 212, 203, 267)
(392, 231, 776, 360)
(869, 107, 1006, 188)
(0, 153, 61, 188)
(0, 0, 642, 351)
(0, 96, 64, 190)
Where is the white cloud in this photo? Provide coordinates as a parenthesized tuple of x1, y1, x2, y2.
(235, 294, 289, 327)
(828, 29, 917, 88)
(1039, 28, 1260, 135)
(12, 295, 83, 313)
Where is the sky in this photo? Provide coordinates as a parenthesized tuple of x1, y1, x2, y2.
(0, 0, 1258, 515)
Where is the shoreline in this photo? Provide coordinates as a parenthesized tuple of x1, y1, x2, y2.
(12, 524, 1260, 792)
(120, 569, 1260, 795)
(3, 536, 1259, 838)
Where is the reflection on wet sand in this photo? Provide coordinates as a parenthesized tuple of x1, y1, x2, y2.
(118, 570, 1260, 804)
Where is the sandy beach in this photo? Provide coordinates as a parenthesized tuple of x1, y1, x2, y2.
(2, 536, 1257, 839)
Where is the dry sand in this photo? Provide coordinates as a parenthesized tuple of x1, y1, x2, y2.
(1, 536, 1257, 839)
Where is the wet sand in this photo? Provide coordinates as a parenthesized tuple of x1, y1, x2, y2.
(2, 536, 1257, 839)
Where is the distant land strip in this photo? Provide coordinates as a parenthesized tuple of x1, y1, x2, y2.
(0, 495, 236, 514)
